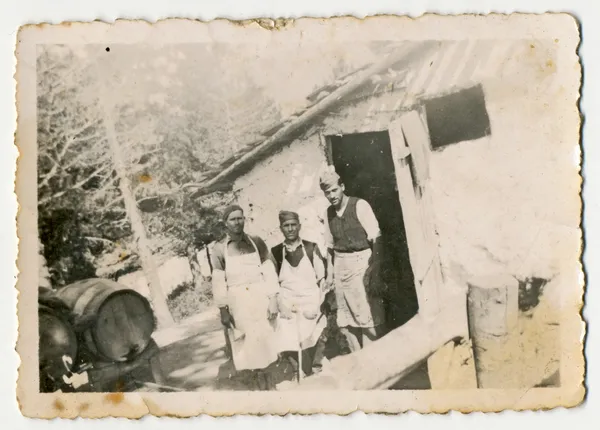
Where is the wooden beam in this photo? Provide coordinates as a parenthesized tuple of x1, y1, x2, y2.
(189, 41, 439, 197)
(294, 309, 466, 391)
(134, 381, 187, 393)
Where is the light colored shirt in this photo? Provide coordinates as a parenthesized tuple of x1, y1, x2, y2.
(324, 197, 381, 250)
(283, 238, 302, 253)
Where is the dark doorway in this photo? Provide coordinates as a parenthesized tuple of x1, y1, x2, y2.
(329, 131, 419, 331)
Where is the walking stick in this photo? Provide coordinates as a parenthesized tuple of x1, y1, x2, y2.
(295, 309, 326, 384)
(295, 311, 303, 384)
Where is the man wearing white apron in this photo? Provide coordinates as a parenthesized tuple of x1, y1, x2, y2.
(211, 205, 280, 390)
(271, 211, 329, 377)
(320, 169, 387, 352)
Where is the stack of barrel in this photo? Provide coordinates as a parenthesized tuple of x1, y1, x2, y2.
(39, 278, 158, 392)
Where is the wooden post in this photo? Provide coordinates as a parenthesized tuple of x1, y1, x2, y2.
(467, 274, 519, 388)
(94, 61, 175, 329)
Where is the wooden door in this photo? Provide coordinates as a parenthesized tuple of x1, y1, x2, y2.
(388, 109, 444, 319)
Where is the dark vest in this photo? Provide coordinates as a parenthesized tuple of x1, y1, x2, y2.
(327, 197, 370, 253)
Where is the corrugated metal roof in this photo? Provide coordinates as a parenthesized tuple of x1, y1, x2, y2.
(191, 39, 557, 195)
(398, 39, 558, 99)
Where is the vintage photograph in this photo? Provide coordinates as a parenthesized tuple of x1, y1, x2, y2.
(16, 15, 584, 417)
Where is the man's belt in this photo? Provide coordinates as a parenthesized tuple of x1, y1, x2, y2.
(333, 247, 370, 254)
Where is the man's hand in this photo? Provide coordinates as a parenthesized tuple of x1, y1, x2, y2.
(267, 295, 279, 320)
(318, 278, 327, 293)
(278, 300, 294, 319)
(219, 306, 235, 328)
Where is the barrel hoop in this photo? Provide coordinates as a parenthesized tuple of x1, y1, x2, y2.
(72, 282, 107, 317)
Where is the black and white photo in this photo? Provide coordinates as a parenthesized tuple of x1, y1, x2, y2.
(15, 15, 584, 417)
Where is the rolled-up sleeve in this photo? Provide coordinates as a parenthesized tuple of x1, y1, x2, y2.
(210, 242, 228, 307)
(210, 241, 226, 272)
(356, 199, 381, 241)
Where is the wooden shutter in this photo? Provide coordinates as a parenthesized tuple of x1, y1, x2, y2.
(388, 109, 444, 319)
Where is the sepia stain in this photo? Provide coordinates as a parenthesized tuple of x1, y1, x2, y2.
(79, 402, 90, 412)
(53, 398, 65, 411)
(139, 173, 152, 183)
(231, 18, 294, 31)
(105, 392, 125, 405)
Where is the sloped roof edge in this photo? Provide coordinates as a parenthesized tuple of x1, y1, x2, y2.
(188, 41, 438, 198)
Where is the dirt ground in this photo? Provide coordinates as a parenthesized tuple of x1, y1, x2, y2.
(148, 278, 560, 391)
(150, 309, 302, 391)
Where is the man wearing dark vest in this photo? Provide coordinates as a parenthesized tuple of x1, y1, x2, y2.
(271, 210, 330, 377)
(320, 169, 386, 352)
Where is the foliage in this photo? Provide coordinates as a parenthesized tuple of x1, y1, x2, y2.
(166, 280, 214, 323)
(37, 44, 283, 287)
(36, 42, 382, 293)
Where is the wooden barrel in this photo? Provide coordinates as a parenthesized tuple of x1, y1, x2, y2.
(38, 288, 79, 392)
(54, 278, 156, 363)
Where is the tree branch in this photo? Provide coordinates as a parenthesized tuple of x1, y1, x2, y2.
(84, 236, 115, 246)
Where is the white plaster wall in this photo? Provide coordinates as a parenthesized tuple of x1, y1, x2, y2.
(233, 50, 580, 307)
(234, 135, 331, 252)
(233, 90, 417, 253)
(429, 70, 581, 296)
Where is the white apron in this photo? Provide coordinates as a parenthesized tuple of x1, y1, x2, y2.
(276, 249, 326, 352)
(225, 239, 279, 371)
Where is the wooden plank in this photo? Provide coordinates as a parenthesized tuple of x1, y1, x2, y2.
(296, 310, 465, 390)
(399, 109, 431, 183)
(135, 381, 186, 393)
(387, 119, 427, 295)
(389, 111, 445, 317)
(398, 109, 444, 317)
